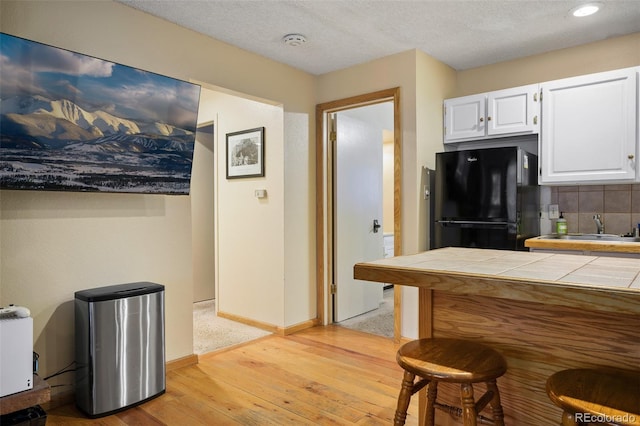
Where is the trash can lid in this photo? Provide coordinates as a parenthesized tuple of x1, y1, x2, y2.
(75, 282, 164, 302)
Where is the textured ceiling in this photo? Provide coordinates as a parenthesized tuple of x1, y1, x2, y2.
(118, 0, 640, 75)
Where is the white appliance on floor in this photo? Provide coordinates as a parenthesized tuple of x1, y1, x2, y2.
(0, 315, 33, 397)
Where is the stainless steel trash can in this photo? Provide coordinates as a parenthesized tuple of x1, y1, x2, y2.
(75, 282, 165, 417)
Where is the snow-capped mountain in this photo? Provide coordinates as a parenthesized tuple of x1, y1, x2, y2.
(63, 132, 194, 155)
(0, 95, 191, 142)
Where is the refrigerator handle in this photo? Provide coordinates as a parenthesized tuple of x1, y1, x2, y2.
(436, 220, 510, 226)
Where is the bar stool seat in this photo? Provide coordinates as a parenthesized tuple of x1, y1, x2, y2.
(394, 338, 507, 426)
(546, 368, 640, 426)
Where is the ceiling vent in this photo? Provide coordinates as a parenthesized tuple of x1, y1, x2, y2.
(282, 34, 307, 47)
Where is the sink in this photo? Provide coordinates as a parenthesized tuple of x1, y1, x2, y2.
(537, 234, 640, 243)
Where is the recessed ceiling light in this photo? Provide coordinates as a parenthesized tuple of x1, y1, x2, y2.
(571, 2, 603, 17)
(282, 34, 307, 47)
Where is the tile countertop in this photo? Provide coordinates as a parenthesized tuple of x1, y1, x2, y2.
(525, 235, 640, 254)
(353, 247, 640, 315)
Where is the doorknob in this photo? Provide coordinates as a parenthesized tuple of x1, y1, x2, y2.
(373, 219, 381, 233)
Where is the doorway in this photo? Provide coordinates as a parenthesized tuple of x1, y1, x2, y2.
(315, 88, 402, 341)
(332, 103, 391, 332)
(192, 85, 282, 354)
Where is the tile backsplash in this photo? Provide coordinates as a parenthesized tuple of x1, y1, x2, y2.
(545, 185, 640, 235)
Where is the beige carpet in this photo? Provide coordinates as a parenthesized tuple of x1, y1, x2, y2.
(193, 300, 271, 355)
(337, 287, 394, 338)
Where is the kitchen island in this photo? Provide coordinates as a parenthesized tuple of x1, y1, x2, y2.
(354, 247, 640, 425)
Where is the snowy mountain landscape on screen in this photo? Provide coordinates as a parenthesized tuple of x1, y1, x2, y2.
(0, 33, 201, 194)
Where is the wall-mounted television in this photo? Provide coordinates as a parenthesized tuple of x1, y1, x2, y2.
(0, 33, 201, 195)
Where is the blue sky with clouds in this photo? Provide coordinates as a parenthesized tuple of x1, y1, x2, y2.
(0, 33, 200, 131)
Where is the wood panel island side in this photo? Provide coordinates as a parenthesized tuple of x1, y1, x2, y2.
(354, 247, 640, 426)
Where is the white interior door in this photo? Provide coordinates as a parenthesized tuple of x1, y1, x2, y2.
(333, 107, 384, 322)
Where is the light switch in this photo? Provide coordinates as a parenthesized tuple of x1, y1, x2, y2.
(254, 189, 267, 199)
(548, 204, 559, 219)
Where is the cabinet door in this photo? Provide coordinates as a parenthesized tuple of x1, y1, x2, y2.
(540, 68, 638, 184)
(444, 94, 485, 142)
(487, 85, 539, 136)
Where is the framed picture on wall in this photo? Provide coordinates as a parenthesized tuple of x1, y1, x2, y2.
(226, 127, 265, 179)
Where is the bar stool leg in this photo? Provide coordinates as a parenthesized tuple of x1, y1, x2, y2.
(394, 370, 416, 426)
(425, 381, 438, 426)
(486, 379, 505, 426)
(460, 383, 478, 426)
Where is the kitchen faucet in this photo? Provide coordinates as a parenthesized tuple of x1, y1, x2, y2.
(593, 214, 604, 234)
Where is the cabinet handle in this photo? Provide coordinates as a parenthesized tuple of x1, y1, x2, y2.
(487, 116, 492, 121)
(629, 154, 635, 160)
(479, 117, 484, 122)
(534, 116, 538, 125)
(533, 92, 538, 102)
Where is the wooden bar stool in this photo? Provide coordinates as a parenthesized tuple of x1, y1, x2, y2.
(394, 338, 507, 426)
(546, 368, 640, 426)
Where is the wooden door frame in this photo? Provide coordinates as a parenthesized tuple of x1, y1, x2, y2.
(315, 87, 402, 341)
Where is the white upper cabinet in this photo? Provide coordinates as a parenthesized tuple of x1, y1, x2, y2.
(444, 94, 486, 141)
(487, 86, 539, 136)
(444, 84, 539, 143)
(539, 67, 638, 184)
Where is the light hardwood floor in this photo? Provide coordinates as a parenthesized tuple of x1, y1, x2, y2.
(45, 325, 418, 425)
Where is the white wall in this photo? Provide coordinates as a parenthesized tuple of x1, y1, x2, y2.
(284, 111, 316, 327)
(0, 191, 194, 370)
(197, 88, 286, 326)
(199, 92, 314, 329)
(192, 123, 215, 302)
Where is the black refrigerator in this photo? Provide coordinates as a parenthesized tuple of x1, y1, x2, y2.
(434, 147, 539, 251)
